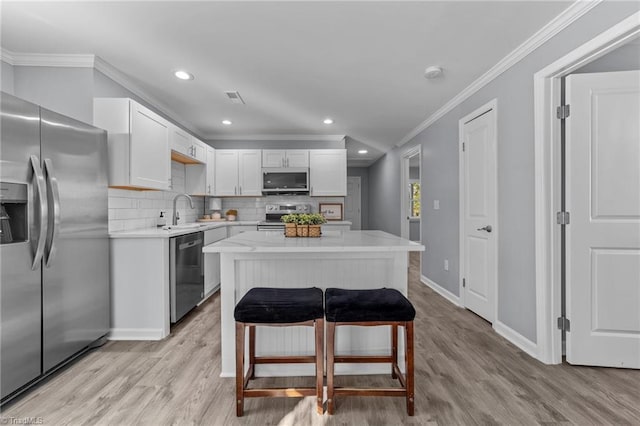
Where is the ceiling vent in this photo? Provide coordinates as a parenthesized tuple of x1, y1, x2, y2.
(224, 91, 245, 104)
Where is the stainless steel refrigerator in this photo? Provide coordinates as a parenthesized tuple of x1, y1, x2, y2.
(0, 92, 109, 403)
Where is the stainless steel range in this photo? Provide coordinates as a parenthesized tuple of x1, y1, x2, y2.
(257, 203, 312, 231)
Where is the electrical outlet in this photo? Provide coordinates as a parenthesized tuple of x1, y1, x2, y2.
(444, 259, 449, 271)
(434, 200, 440, 210)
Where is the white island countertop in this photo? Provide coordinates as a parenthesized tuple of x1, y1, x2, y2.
(203, 230, 425, 253)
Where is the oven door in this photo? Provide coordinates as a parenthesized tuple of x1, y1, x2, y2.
(257, 222, 285, 232)
(170, 232, 204, 323)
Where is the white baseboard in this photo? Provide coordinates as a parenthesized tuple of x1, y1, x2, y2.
(108, 328, 165, 341)
(420, 275, 461, 306)
(493, 321, 538, 359)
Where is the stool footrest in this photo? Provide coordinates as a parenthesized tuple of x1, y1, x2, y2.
(244, 388, 317, 398)
(254, 356, 316, 364)
(333, 387, 407, 397)
(393, 365, 406, 387)
(334, 355, 394, 363)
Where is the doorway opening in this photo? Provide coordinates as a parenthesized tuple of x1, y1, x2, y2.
(401, 146, 421, 242)
(533, 11, 640, 365)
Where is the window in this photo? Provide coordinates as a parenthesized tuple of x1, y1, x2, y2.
(409, 180, 420, 218)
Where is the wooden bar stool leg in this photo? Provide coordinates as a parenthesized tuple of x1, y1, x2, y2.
(391, 324, 398, 379)
(405, 321, 415, 416)
(315, 318, 324, 414)
(235, 322, 245, 417)
(249, 325, 256, 379)
(327, 321, 336, 415)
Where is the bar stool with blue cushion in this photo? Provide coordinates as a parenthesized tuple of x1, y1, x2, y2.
(234, 287, 324, 416)
(324, 287, 416, 415)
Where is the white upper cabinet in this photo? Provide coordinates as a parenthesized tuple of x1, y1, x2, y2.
(214, 150, 262, 196)
(191, 138, 208, 163)
(206, 146, 215, 196)
(170, 126, 206, 164)
(309, 149, 347, 196)
(262, 149, 309, 168)
(214, 150, 239, 196)
(238, 150, 262, 196)
(170, 125, 191, 157)
(94, 98, 170, 190)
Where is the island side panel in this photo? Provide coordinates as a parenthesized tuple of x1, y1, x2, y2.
(218, 251, 409, 377)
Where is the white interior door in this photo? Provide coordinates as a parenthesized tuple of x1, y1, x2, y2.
(566, 70, 640, 368)
(460, 104, 497, 323)
(345, 176, 362, 230)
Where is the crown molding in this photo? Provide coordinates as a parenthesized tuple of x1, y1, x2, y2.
(206, 134, 346, 142)
(1, 48, 202, 138)
(1, 50, 95, 67)
(395, 0, 603, 147)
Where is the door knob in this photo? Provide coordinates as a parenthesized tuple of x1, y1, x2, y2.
(477, 225, 492, 233)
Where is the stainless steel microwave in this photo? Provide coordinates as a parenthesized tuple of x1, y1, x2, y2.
(262, 168, 309, 195)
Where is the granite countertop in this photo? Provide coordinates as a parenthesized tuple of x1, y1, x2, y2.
(202, 230, 424, 253)
(109, 221, 260, 239)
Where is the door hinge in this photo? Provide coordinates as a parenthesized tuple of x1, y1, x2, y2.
(462, 142, 465, 152)
(556, 211, 570, 225)
(556, 104, 570, 120)
(462, 278, 466, 288)
(557, 316, 571, 332)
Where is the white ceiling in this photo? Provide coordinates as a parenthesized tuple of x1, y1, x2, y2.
(1, 1, 571, 166)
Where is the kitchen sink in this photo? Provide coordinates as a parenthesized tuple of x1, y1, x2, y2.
(163, 223, 204, 230)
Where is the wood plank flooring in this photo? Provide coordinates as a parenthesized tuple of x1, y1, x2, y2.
(3, 253, 639, 425)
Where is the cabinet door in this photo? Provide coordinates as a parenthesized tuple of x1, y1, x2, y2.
(206, 146, 215, 195)
(229, 225, 257, 236)
(214, 150, 239, 196)
(309, 149, 346, 196)
(238, 150, 262, 196)
(129, 102, 170, 190)
(286, 150, 309, 167)
(192, 138, 207, 163)
(170, 126, 191, 156)
(262, 150, 286, 168)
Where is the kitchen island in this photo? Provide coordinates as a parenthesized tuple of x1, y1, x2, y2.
(203, 230, 424, 377)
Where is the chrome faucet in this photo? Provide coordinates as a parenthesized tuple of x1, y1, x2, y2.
(172, 193, 195, 225)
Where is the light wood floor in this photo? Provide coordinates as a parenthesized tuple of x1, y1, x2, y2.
(3, 253, 639, 425)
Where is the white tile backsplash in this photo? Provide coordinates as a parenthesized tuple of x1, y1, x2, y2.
(214, 195, 345, 222)
(108, 161, 205, 232)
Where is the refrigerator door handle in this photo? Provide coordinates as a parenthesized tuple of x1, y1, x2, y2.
(43, 158, 61, 267)
(30, 155, 48, 270)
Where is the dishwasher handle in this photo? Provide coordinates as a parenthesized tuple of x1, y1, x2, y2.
(178, 238, 202, 250)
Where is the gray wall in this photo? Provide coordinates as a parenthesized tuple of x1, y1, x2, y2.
(12, 66, 94, 124)
(367, 2, 640, 342)
(409, 220, 420, 242)
(1, 61, 14, 94)
(347, 167, 370, 230)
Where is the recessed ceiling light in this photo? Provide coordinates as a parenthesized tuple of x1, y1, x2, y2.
(174, 70, 194, 80)
(358, 150, 368, 154)
(222, 120, 232, 125)
(323, 118, 334, 125)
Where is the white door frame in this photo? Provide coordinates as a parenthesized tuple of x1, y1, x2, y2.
(346, 176, 362, 230)
(400, 145, 421, 240)
(458, 99, 499, 318)
(533, 11, 640, 365)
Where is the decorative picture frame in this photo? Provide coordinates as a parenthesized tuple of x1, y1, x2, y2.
(319, 203, 343, 221)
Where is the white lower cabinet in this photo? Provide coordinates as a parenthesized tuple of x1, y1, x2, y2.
(204, 227, 227, 296)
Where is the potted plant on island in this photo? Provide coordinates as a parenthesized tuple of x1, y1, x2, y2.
(281, 214, 299, 237)
(307, 213, 326, 237)
(296, 213, 311, 237)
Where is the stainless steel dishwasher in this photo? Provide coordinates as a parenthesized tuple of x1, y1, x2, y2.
(170, 232, 204, 323)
